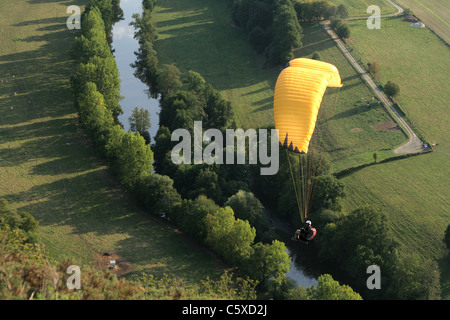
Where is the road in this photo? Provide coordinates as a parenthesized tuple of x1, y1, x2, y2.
(323, 1, 423, 154)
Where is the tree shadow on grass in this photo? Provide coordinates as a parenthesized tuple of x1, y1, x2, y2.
(0, 117, 81, 167)
(4, 167, 225, 281)
(13, 16, 64, 27)
(27, 0, 75, 5)
(154, 0, 279, 93)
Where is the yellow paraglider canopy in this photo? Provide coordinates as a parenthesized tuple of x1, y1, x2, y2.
(274, 58, 342, 154)
(274, 58, 342, 223)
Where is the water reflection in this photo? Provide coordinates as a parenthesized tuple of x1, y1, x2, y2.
(112, 0, 160, 140)
(286, 247, 318, 288)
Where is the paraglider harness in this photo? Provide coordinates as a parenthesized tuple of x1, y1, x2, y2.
(292, 221, 317, 243)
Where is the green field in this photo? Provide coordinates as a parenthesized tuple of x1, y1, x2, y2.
(346, 17, 449, 145)
(321, 0, 398, 17)
(154, 0, 407, 172)
(0, 0, 223, 284)
(343, 16, 449, 297)
(297, 0, 397, 17)
(396, 0, 450, 43)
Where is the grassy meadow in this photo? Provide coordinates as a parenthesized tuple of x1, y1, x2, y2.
(396, 0, 450, 44)
(0, 0, 224, 284)
(343, 15, 449, 296)
(346, 16, 449, 145)
(316, 0, 398, 17)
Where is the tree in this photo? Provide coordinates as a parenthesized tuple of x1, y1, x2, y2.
(188, 167, 222, 202)
(403, 8, 414, 17)
(306, 274, 362, 300)
(311, 175, 346, 212)
(388, 252, 441, 299)
(244, 240, 291, 287)
(84, 0, 124, 44)
(444, 224, 450, 250)
(269, 4, 303, 65)
(202, 84, 234, 130)
(336, 4, 349, 19)
(335, 22, 350, 39)
(368, 62, 381, 76)
(106, 125, 154, 189)
(185, 70, 205, 92)
(312, 52, 321, 60)
(77, 82, 114, 140)
(0, 199, 38, 235)
(225, 190, 270, 241)
(74, 7, 110, 61)
(158, 90, 205, 133)
(324, 5, 337, 20)
(318, 207, 398, 287)
(330, 17, 342, 30)
(71, 55, 123, 122)
(130, 11, 159, 99)
(157, 64, 182, 99)
(384, 81, 400, 98)
(152, 125, 180, 177)
(249, 26, 270, 54)
(133, 174, 182, 218)
(172, 195, 220, 241)
(204, 207, 256, 265)
(129, 107, 151, 144)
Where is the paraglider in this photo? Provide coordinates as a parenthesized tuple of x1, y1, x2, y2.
(273, 58, 342, 241)
(292, 220, 317, 243)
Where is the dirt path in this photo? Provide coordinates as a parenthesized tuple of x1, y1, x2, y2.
(347, 0, 404, 20)
(323, 1, 423, 154)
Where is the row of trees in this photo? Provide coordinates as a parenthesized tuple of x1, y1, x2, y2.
(231, 0, 303, 65)
(330, 17, 350, 39)
(230, 0, 351, 65)
(293, 1, 348, 22)
(71, 5, 154, 190)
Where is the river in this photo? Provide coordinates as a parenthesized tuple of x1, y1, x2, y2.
(112, 0, 160, 140)
(111, 0, 318, 289)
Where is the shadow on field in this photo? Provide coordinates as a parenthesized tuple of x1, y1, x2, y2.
(154, 0, 277, 93)
(13, 16, 63, 27)
(6, 167, 222, 280)
(27, 0, 73, 5)
(294, 24, 336, 57)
